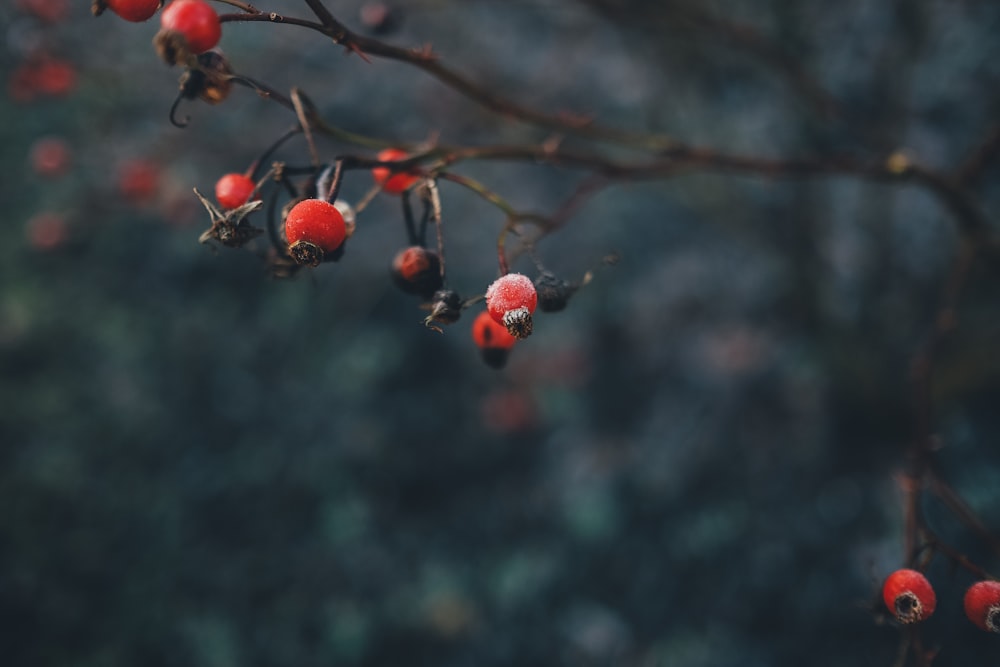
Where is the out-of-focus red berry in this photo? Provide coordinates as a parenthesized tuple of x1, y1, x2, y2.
(480, 389, 537, 434)
(16, 0, 70, 23)
(29, 136, 72, 178)
(372, 148, 421, 195)
(118, 159, 162, 205)
(26, 212, 68, 251)
(35, 59, 77, 96)
(391, 246, 442, 298)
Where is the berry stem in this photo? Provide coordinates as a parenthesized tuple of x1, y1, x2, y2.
(437, 172, 518, 218)
(291, 87, 320, 168)
(400, 191, 420, 246)
(323, 159, 346, 203)
(425, 179, 447, 283)
(248, 125, 302, 181)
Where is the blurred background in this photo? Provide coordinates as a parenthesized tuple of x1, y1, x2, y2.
(2, 0, 999, 665)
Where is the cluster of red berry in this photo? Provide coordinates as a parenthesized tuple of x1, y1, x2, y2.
(92, 1, 591, 370)
(882, 569, 1000, 632)
(206, 147, 549, 369)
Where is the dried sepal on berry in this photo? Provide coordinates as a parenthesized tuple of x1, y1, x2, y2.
(882, 569, 936, 624)
(424, 289, 464, 332)
(964, 580, 1000, 633)
(194, 188, 263, 249)
(173, 51, 233, 125)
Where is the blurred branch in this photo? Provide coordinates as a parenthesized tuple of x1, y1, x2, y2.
(220, 3, 677, 150)
(958, 124, 1000, 186)
(576, 0, 841, 120)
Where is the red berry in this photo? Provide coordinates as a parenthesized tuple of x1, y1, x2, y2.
(160, 0, 221, 54)
(372, 148, 420, 195)
(118, 158, 161, 205)
(35, 59, 76, 97)
(26, 212, 68, 251)
(485, 273, 537, 340)
(17, 0, 69, 23)
(391, 246, 442, 298)
(964, 580, 1000, 632)
(214, 173, 256, 210)
(882, 569, 936, 624)
(29, 136, 72, 178)
(285, 199, 346, 266)
(472, 311, 517, 369)
(106, 0, 161, 22)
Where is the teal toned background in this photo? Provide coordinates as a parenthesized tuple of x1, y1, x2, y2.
(2, 1, 999, 665)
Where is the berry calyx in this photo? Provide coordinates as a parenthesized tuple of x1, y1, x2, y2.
(485, 273, 537, 340)
(159, 0, 221, 55)
(372, 148, 421, 195)
(284, 199, 347, 266)
(882, 569, 936, 624)
(215, 173, 257, 210)
(472, 310, 517, 369)
(964, 580, 1000, 632)
(106, 0, 162, 22)
(391, 246, 442, 299)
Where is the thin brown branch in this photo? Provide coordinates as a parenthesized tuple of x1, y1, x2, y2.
(927, 472, 1000, 560)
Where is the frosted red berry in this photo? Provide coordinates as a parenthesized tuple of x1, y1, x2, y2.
(107, 0, 161, 22)
(285, 199, 346, 266)
(472, 311, 517, 369)
(215, 173, 256, 210)
(391, 246, 442, 299)
(964, 580, 1000, 632)
(160, 0, 221, 54)
(882, 569, 936, 624)
(372, 148, 420, 195)
(485, 273, 537, 340)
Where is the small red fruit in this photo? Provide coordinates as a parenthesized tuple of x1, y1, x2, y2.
(372, 148, 420, 195)
(29, 137, 72, 178)
(160, 0, 221, 54)
(35, 59, 76, 97)
(882, 569, 936, 624)
(214, 173, 256, 210)
(472, 310, 517, 369)
(118, 158, 161, 205)
(17, 0, 70, 23)
(391, 246, 442, 299)
(964, 580, 1000, 632)
(485, 273, 538, 340)
(285, 199, 347, 266)
(106, 0, 161, 22)
(26, 212, 68, 251)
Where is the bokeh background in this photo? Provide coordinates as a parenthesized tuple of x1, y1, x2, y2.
(3, 0, 1000, 665)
